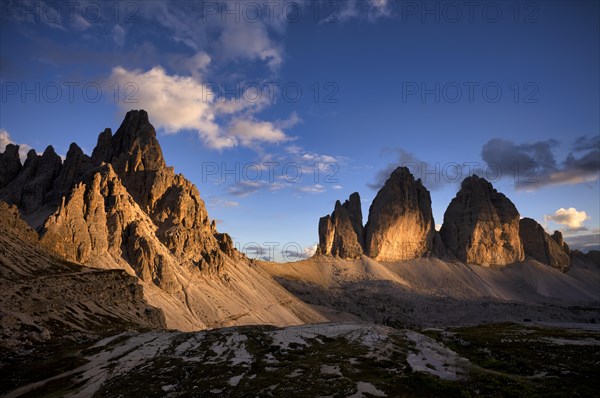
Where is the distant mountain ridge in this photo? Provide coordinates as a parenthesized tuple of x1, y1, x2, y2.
(318, 167, 580, 270)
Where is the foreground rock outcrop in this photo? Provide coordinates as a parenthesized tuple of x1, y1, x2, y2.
(519, 218, 570, 271)
(317, 192, 364, 258)
(364, 167, 436, 261)
(0, 201, 166, 351)
(440, 175, 524, 266)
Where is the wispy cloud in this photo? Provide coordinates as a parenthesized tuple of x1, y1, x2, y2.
(208, 197, 240, 208)
(227, 181, 284, 197)
(324, 0, 392, 23)
(297, 184, 326, 194)
(111, 24, 126, 47)
(217, 145, 344, 198)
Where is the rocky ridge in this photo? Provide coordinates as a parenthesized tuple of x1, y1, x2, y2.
(317, 192, 364, 258)
(318, 171, 584, 269)
(519, 218, 570, 271)
(0, 110, 235, 281)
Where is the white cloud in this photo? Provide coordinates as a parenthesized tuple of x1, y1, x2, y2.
(0, 129, 34, 163)
(226, 118, 291, 147)
(544, 208, 589, 230)
(109, 66, 227, 148)
(336, 0, 360, 22)
(304, 243, 318, 258)
(109, 66, 293, 150)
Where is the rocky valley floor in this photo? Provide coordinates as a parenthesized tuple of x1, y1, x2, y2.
(1, 321, 599, 397)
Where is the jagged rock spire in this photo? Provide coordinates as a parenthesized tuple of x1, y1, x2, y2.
(317, 192, 364, 258)
(364, 167, 436, 261)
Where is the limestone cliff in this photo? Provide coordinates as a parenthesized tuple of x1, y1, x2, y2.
(364, 167, 436, 261)
(440, 175, 524, 266)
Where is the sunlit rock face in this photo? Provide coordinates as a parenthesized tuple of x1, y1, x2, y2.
(364, 167, 436, 262)
(317, 192, 364, 258)
(519, 218, 570, 272)
(440, 175, 524, 266)
(91, 110, 236, 273)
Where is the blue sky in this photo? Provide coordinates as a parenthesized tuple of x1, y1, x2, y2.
(1, 0, 599, 260)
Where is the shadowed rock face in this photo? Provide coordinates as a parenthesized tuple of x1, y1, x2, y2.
(551, 230, 571, 257)
(519, 218, 570, 272)
(364, 167, 436, 261)
(0, 144, 22, 190)
(440, 175, 524, 266)
(0, 146, 63, 217)
(317, 192, 364, 258)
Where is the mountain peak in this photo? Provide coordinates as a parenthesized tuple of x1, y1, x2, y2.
(441, 176, 524, 266)
(113, 109, 165, 169)
(460, 174, 494, 192)
(365, 167, 435, 261)
(389, 166, 414, 181)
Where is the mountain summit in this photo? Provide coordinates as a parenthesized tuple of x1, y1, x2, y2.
(364, 167, 437, 261)
(440, 175, 524, 266)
